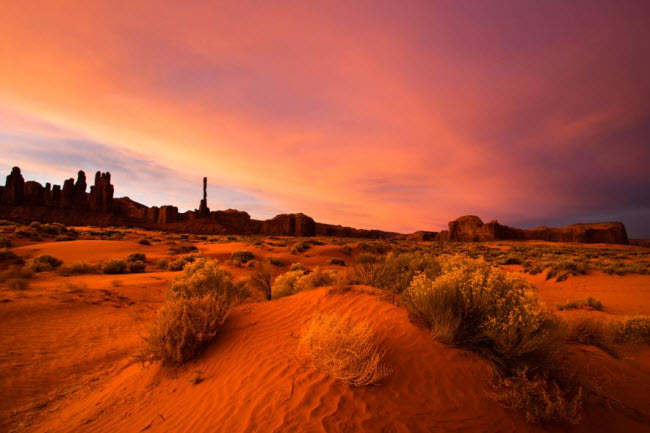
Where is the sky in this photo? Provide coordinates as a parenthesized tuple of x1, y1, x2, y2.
(1, 1, 649, 237)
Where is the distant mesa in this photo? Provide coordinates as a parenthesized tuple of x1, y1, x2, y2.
(0, 166, 630, 244)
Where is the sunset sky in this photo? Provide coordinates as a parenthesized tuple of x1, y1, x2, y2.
(1, 1, 649, 236)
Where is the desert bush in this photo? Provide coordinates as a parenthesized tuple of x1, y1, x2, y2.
(129, 260, 147, 273)
(168, 255, 199, 271)
(59, 261, 99, 276)
(358, 242, 391, 255)
(138, 237, 151, 245)
(102, 259, 127, 274)
(557, 297, 603, 311)
(300, 313, 390, 386)
(611, 316, 650, 344)
(0, 249, 18, 261)
(0, 265, 33, 281)
(249, 264, 274, 300)
(266, 256, 285, 267)
(0, 236, 11, 248)
(290, 242, 311, 254)
(138, 294, 229, 365)
(271, 270, 306, 299)
(339, 246, 353, 255)
(169, 258, 236, 301)
(495, 369, 582, 424)
(404, 256, 561, 372)
(290, 262, 306, 271)
(167, 244, 199, 255)
(329, 258, 346, 266)
(230, 250, 255, 264)
(126, 252, 147, 263)
(26, 255, 63, 272)
(294, 268, 338, 292)
(156, 258, 169, 269)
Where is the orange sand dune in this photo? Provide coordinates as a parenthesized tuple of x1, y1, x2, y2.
(10, 287, 650, 433)
(11, 240, 171, 264)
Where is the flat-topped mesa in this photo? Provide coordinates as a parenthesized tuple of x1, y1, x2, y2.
(89, 171, 114, 213)
(198, 177, 210, 217)
(441, 215, 628, 244)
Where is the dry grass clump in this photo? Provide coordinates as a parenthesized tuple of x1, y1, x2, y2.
(266, 256, 285, 267)
(26, 254, 63, 272)
(168, 255, 199, 271)
(138, 258, 237, 365)
(102, 258, 127, 274)
(126, 252, 147, 263)
(271, 270, 306, 299)
(557, 297, 603, 311)
(169, 258, 237, 300)
(138, 237, 151, 245)
(290, 241, 311, 254)
(300, 313, 390, 386)
(230, 250, 255, 264)
(611, 316, 650, 344)
(249, 263, 274, 300)
(59, 261, 100, 276)
(0, 236, 11, 248)
(329, 258, 346, 266)
(138, 294, 229, 365)
(167, 244, 199, 255)
(290, 262, 306, 271)
(0, 265, 34, 290)
(294, 268, 338, 292)
(495, 369, 582, 424)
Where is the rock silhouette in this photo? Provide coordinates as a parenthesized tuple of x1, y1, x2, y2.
(0, 166, 630, 243)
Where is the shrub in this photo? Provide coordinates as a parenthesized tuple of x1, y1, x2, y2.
(26, 255, 63, 272)
(294, 268, 337, 292)
(137, 294, 229, 365)
(126, 252, 147, 263)
(168, 255, 199, 271)
(249, 263, 274, 300)
(495, 369, 582, 424)
(611, 316, 650, 344)
(404, 256, 561, 372)
(0, 265, 34, 282)
(169, 258, 236, 301)
(0, 249, 18, 261)
(557, 297, 603, 311)
(167, 244, 199, 255)
(138, 238, 151, 245)
(59, 261, 99, 276)
(290, 242, 310, 255)
(300, 313, 390, 386)
(129, 260, 147, 273)
(0, 236, 11, 248)
(290, 263, 306, 271)
(330, 258, 346, 266)
(266, 256, 284, 267)
(102, 259, 127, 274)
(230, 250, 255, 264)
(271, 270, 306, 299)
(339, 246, 352, 256)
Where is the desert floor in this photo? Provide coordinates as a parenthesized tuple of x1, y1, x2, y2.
(1, 227, 649, 432)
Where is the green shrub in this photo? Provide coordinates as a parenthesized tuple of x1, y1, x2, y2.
(26, 255, 63, 272)
(126, 252, 147, 263)
(59, 261, 100, 276)
(169, 258, 236, 301)
(230, 250, 255, 263)
(103, 259, 127, 274)
(272, 270, 306, 299)
(129, 260, 147, 273)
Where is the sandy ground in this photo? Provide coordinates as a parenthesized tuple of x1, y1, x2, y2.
(1, 235, 649, 432)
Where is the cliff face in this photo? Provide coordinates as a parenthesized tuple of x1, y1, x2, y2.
(0, 167, 630, 243)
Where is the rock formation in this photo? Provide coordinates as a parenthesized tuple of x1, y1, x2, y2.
(0, 166, 632, 243)
(2, 167, 25, 206)
(89, 171, 114, 213)
(198, 177, 210, 217)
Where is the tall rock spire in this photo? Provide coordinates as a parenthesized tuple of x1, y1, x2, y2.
(198, 176, 210, 217)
